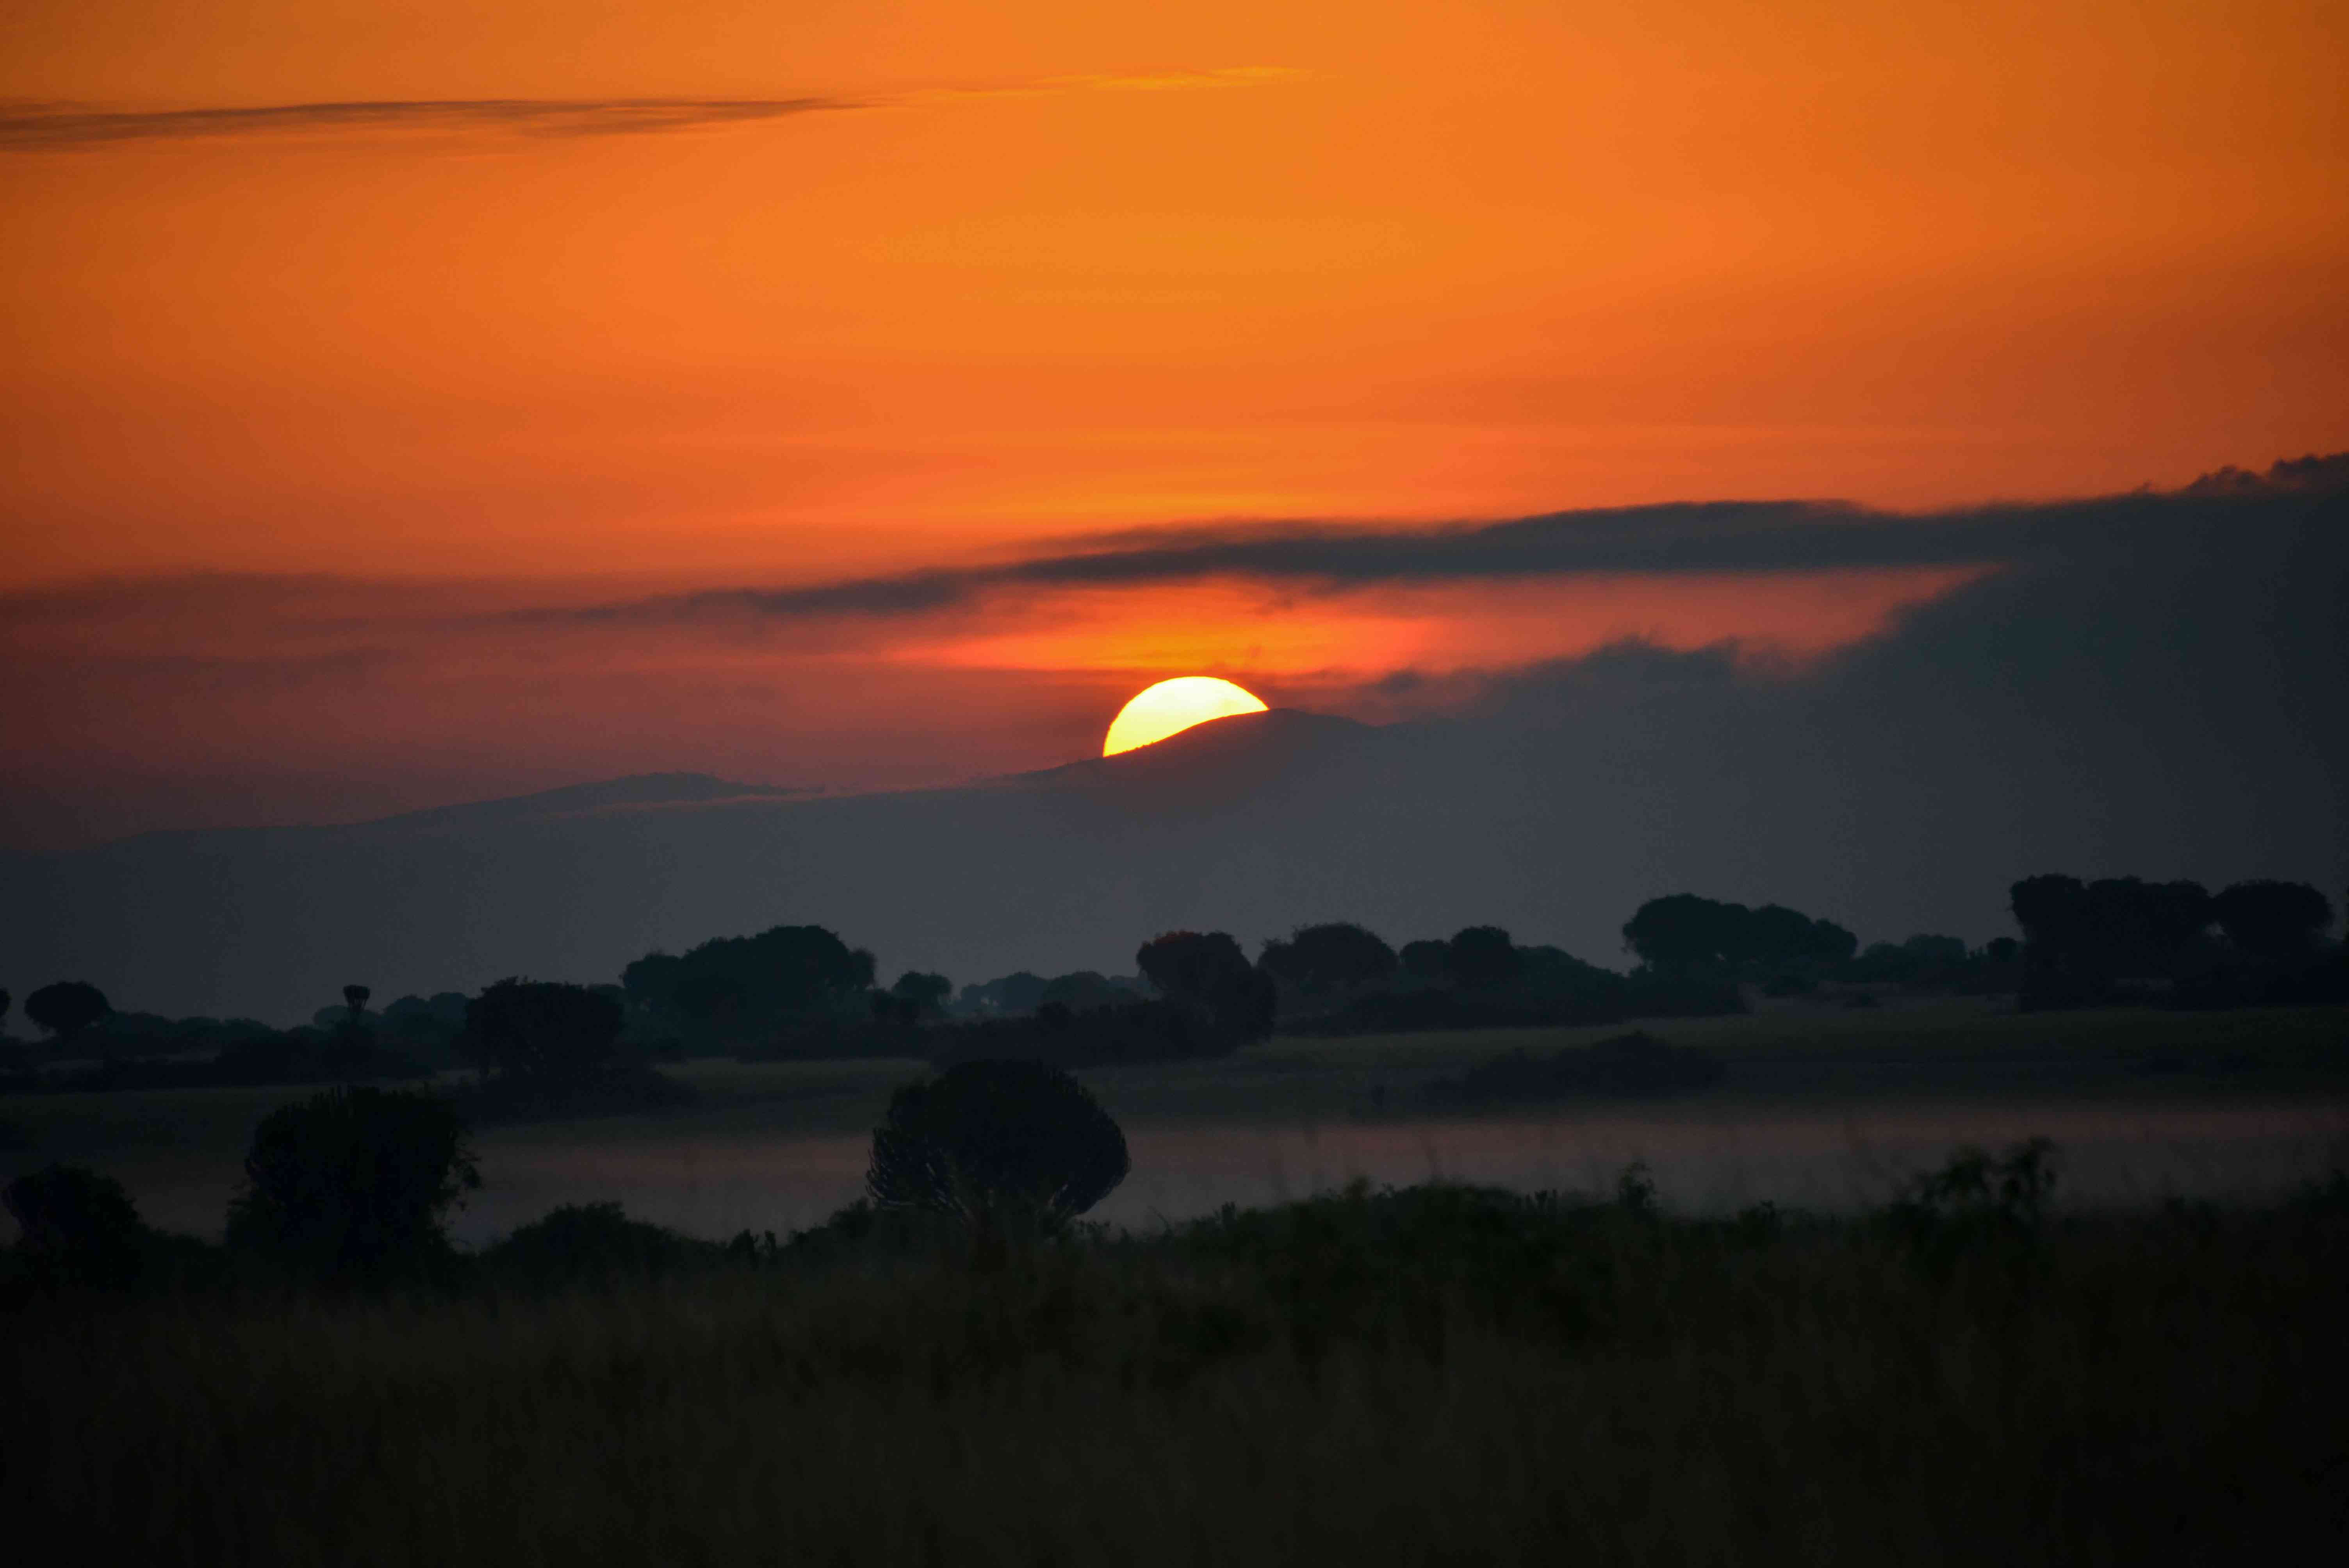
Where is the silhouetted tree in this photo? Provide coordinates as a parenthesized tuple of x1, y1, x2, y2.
(1399, 939, 1452, 981)
(620, 950, 684, 1011)
(1623, 895, 1853, 973)
(866, 1059, 1128, 1236)
(2009, 874, 2087, 953)
(460, 978, 624, 1085)
(1037, 971, 1141, 1012)
(3, 1164, 148, 1288)
(1738, 904, 1858, 968)
(1136, 930, 1277, 1044)
(1259, 923, 1398, 994)
(225, 1086, 479, 1284)
(24, 981, 110, 1043)
(957, 971, 1050, 1016)
(2213, 880, 2335, 957)
(2010, 875, 2212, 979)
(1622, 895, 1745, 970)
(624, 926, 877, 1039)
(0, 987, 11, 1034)
(890, 971, 953, 1018)
(1447, 926, 1523, 988)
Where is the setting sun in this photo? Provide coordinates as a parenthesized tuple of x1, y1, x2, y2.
(1102, 677, 1268, 756)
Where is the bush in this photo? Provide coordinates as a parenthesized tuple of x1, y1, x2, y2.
(866, 1059, 1129, 1239)
(480, 1203, 709, 1289)
(3, 1163, 148, 1288)
(225, 1087, 480, 1285)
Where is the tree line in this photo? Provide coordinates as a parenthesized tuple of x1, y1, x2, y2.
(5, 870, 2341, 1095)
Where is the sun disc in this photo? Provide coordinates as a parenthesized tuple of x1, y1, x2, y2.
(1103, 677, 1268, 756)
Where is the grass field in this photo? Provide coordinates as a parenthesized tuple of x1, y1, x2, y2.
(7, 1176, 2347, 1566)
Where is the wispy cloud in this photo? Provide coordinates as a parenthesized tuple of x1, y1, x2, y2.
(0, 96, 862, 151)
(0, 68, 1309, 153)
(545, 501, 2019, 626)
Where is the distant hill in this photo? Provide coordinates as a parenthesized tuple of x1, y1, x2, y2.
(0, 710, 1517, 1023)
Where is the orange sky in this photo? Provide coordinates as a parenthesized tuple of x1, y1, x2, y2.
(2, 2, 2344, 838)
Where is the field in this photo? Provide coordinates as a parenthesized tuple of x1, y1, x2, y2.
(7, 1178, 2349, 1565)
(7, 1003, 2349, 1563)
(6, 1001, 2349, 1242)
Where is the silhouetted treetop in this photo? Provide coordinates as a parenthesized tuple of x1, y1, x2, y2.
(226, 1085, 479, 1285)
(2213, 880, 2334, 957)
(866, 1058, 1128, 1231)
(624, 926, 876, 1035)
(890, 971, 952, 1017)
(1742, 904, 1859, 968)
(1136, 930, 1276, 1044)
(957, 971, 1050, 1016)
(461, 978, 623, 1083)
(1447, 926, 1523, 988)
(1621, 896, 1853, 972)
(1399, 939, 1452, 980)
(2008, 875, 2214, 977)
(1259, 923, 1398, 994)
(24, 981, 110, 1042)
(1037, 971, 1143, 1012)
(4, 1163, 149, 1287)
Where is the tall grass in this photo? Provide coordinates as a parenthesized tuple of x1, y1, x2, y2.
(8, 1178, 2347, 1565)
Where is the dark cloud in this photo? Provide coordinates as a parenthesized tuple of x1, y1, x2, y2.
(561, 479, 2342, 626)
(0, 97, 861, 151)
(0, 69, 1313, 153)
(2180, 450, 2349, 497)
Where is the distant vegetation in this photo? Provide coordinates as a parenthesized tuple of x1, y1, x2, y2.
(2011, 873, 2345, 1009)
(3, 872, 2342, 1102)
(5, 933, 2346, 1561)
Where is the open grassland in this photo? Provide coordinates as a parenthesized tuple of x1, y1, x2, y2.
(7, 1180, 2348, 1566)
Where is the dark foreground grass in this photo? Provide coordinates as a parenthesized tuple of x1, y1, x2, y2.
(8, 1176, 2349, 1566)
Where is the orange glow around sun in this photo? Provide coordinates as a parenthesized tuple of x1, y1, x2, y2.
(1103, 677, 1268, 755)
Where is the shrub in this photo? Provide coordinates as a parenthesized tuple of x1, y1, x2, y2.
(226, 1086, 479, 1284)
(481, 1203, 707, 1288)
(866, 1059, 1129, 1238)
(1884, 1139, 2059, 1275)
(3, 1163, 148, 1287)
